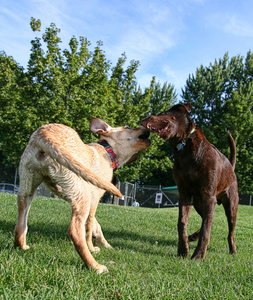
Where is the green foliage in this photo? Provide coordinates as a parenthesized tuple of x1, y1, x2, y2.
(182, 52, 253, 193)
(1, 194, 252, 299)
(30, 17, 41, 32)
(0, 19, 177, 184)
(1, 18, 252, 191)
(0, 52, 27, 164)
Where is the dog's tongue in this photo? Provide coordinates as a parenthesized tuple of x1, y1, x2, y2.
(159, 123, 170, 137)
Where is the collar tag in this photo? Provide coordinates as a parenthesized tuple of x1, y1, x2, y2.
(177, 128, 195, 151)
(177, 142, 185, 151)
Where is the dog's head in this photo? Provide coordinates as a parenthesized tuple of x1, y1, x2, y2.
(90, 118, 151, 166)
(141, 103, 194, 141)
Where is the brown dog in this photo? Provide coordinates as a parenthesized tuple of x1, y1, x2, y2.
(142, 103, 239, 260)
(14, 118, 150, 273)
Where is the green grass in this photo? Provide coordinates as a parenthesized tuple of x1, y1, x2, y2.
(0, 193, 252, 300)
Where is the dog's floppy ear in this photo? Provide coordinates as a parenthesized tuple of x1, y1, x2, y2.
(90, 118, 112, 134)
(170, 102, 192, 114)
(182, 102, 192, 113)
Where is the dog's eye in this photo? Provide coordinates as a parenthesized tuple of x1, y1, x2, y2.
(171, 116, 176, 120)
(124, 126, 131, 130)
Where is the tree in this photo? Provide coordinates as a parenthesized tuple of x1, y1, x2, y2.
(0, 18, 178, 185)
(0, 52, 27, 165)
(182, 52, 253, 193)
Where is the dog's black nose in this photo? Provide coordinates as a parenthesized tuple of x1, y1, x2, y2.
(139, 131, 150, 139)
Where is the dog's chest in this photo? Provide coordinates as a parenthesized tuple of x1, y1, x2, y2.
(173, 156, 203, 186)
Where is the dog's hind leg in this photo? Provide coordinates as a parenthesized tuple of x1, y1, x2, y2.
(85, 191, 112, 253)
(86, 203, 113, 253)
(188, 229, 200, 242)
(222, 186, 239, 254)
(14, 175, 42, 250)
(68, 203, 108, 274)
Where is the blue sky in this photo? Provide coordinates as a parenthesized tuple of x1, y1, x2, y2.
(1, 0, 253, 97)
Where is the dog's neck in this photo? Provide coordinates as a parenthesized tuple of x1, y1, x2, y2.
(97, 140, 119, 171)
(176, 127, 196, 151)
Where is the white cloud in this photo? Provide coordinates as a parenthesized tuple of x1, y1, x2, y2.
(223, 15, 253, 37)
(102, 2, 184, 71)
(2, 0, 253, 93)
(209, 12, 253, 38)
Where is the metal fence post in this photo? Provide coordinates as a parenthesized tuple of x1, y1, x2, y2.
(124, 183, 128, 206)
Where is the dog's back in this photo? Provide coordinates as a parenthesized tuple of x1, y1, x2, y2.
(21, 123, 122, 198)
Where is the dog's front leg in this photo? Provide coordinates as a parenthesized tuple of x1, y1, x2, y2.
(191, 197, 216, 260)
(86, 215, 101, 253)
(85, 191, 113, 252)
(68, 208, 108, 274)
(177, 197, 192, 258)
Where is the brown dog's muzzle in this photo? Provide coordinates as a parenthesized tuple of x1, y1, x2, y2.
(141, 115, 155, 129)
(142, 116, 170, 138)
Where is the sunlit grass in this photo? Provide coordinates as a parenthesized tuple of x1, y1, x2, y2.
(0, 193, 252, 299)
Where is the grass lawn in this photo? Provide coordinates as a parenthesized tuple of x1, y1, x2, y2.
(0, 193, 252, 299)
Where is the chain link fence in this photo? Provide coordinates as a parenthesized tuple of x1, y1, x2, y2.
(239, 194, 252, 206)
(1, 168, 252, 207)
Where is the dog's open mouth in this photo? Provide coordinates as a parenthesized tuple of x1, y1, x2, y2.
(147, 122, 170, 137)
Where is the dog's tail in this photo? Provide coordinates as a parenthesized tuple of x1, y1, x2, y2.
(227, 130, 236, 171)
(34, 134, 123, 198)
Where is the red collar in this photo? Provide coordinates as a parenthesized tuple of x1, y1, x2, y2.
(97, 140, 119, 171)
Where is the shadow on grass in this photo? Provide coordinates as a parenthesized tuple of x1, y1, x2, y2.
(0, 219, 177, 257)
(0, 219, 69, 247)
(101, 227, 178, 255)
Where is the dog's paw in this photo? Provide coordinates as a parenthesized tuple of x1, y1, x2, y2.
(191, 250, 205, 260)
(95, 264, 109, 274)
(178, 243, 188, 258)
(177, 247, 188, 258)
(188, 230, 200, 242)
(103, 242, 113, 249)
(91, 246, 101, 254)
(178, 252, 188, 258)
(229, 248, 237, 255)
(191, 253, 202, 260)
(20, 245, 30, 250)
